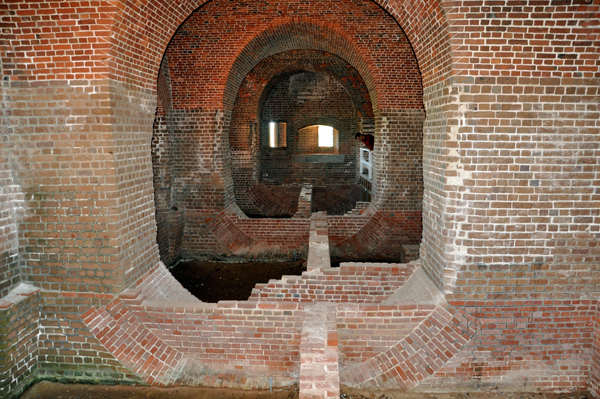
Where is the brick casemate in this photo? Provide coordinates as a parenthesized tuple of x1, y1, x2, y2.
(0, 0, 598, 398)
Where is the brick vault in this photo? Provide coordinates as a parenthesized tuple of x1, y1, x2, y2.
(0, 1, 599, 399)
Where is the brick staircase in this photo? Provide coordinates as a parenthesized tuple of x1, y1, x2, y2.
(80, 212, 481, 398)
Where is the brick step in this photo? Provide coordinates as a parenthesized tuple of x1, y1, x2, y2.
(248, 262, 416, 303)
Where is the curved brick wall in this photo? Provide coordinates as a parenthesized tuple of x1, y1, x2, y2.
(80, 262, 480, 394)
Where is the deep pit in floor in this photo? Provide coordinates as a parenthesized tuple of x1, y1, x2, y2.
(169, 259, 307, 302)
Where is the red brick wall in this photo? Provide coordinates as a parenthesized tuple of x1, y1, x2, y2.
(228, 49, 375, 207)
(132, 300, 304, 382)
(420, 299, 596, 392)
(424, 0, 600, 299)
(2, 0, 600, 395)
(249, 263, 416, 303)
(0, 53, 21, 297)
(592, 303, 600, 398)
(259, 73, 357, 185)
(337, 304, 434, 368)
(0, 287, 40, 399)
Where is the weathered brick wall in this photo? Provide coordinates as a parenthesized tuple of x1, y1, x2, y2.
(337, 303, 434, 368)
(152, 57, 178, 264)
(591, 302, 600, 398)
(311, 185, 365, 215)
(372, 110, 425, 212)
(249, 263, 416, 303)
(132, 300, 304, 382)
(151, 0, 424, 257)
(0, 59, 22, 298)
(245, 184, 302, 217)
(419, 299, 596, 393)
(441, 1, 599, 300)
(259, 73, 356, 185)
(2, 80, 157, 295)
(36, 291, 140, 385)
(229, 49, 374, 209)
(2, 0, 599, 395)
(0, 286, 39, 399)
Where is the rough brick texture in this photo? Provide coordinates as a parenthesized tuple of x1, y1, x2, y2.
(249, 263, 416, 303)
(1, 0, 599, 396)
(0, 285, 39, 399)
(421, 300, 595, 393)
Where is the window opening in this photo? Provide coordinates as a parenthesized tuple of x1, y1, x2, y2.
(318, 125, 334, 147)
(269, 121, 287, 147)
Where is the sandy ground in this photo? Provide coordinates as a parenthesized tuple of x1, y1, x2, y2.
(18, 381, 591, 399)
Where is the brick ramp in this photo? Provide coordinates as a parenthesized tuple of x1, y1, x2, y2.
(331, 212, 393, 260)
(339, 302, 481, 390)
(81, 299, 188, 387)
(81, 299, 284, 389)
(81, 262, 480, 392)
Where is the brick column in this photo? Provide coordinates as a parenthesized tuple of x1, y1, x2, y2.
(307, 212, 331, 271)
(293, 184, 313, 218)
(299, 303, 340, 398)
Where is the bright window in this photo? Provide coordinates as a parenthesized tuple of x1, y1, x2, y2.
(269, 122, 276, 147)
(269, 121, 287, 147)
(318, 125, 334, 147)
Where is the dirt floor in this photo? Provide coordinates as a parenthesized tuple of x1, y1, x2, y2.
(17, 381, 591, 399)
(169, 259, 306, 302)
(18, 381, 298, 399)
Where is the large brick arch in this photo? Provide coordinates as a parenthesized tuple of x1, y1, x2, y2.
(151, 0, 429, 265)
(107, 0, 450, 92)
(108, 0, 448, 288)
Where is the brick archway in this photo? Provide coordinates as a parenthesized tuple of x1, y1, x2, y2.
(151, 0, 429, 266)
(106, 0, 452, 92)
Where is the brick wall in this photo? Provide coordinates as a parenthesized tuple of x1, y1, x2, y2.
(0, 56, 21, 298)
(229, 49, 374, 206)
(337, 303, 434, 368)
(591, 303, 600, 398)
(259, 72, 356, 185)
(420, 299, 596, 393)
(421, 0, 600, 299)
(0, 285, 39, 399)
(249, 263, 416, 303)
(36, 290, 140, 386)
(150, 0, 424, 258)
(1, 0, 599, 395)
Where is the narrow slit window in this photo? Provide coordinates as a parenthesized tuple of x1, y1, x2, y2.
(269, 121, 287, 147)
(269, 122, 276, 147)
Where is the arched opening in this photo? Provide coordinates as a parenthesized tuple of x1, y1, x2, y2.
(151, 0, 424, 272)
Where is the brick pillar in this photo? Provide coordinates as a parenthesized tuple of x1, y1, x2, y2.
(307, 212, 331, 271)
(591, 301, 600, 399)
(293, 184, 313, 218)
(299, 303, 340, 398)
(0, 284, 40, 399)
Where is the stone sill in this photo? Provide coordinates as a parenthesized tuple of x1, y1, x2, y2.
(294, 154, 344, 163)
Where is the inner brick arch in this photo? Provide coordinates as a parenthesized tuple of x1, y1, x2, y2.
(221, 20, 382, 112)
(229, 49, 375, 212)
